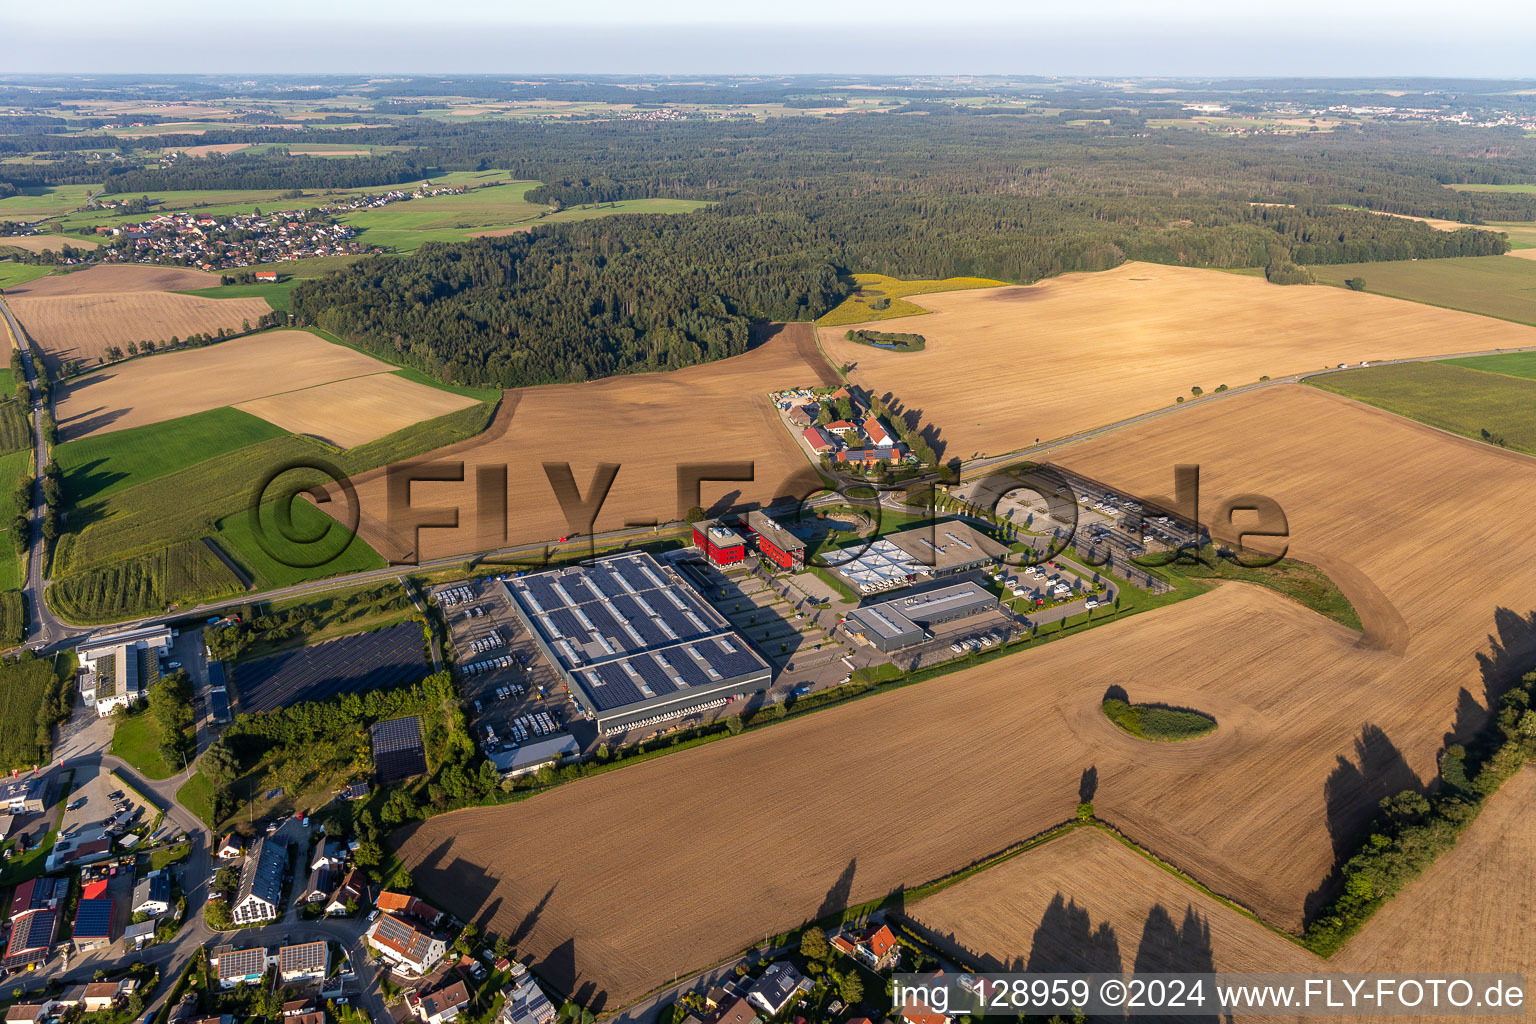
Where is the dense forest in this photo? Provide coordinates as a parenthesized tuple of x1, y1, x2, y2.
(292, 213, 847, 386)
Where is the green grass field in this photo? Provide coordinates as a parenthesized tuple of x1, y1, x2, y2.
(49, 539, 246, 623)
(1486, 222, 1536, 249)
(213, 500, 385, 590)
(177, 279, 301, 311)
(0, 184, 98, 219)
(1312, 360, 1536, 455)
(0, 449, 32, 596)
(0, 400, 28, 454)
(1440, 350, 1536, 380)
(110, 712, 176, 780)
(1141, 543, 1362, 630)
(57, 406, 288, 504)
(0, 262, 53, 290)
(1309, 255, 1536, 327)
(174, 772, 215, 827)
(337, 180, 544, 251)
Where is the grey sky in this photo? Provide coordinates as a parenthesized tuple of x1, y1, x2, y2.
(9, 0, 1535, 76)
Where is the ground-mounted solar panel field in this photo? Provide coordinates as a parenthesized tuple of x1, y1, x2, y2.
(231, 623, 429, 713)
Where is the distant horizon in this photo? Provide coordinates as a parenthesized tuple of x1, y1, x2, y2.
(9, 0, 1536, 79)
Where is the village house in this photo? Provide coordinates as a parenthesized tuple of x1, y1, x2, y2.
(133, 873, 173, 917)
(830, 923, 900, 971)
(211, 944, 270, 989)
(278, 940, 329, 984)
(409, 978, 471, 1024)
(216, 833, 243, 859)
(747, 962, 812, 1018)
(366, 912, 448, 976)
(497, 964, 556, 1024)
(231, 836, 286, 925)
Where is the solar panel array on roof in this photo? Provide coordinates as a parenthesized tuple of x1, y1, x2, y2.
(504, 552, 771, 728)
(279, 941, 327, 974)
(73, 898, 113, 938)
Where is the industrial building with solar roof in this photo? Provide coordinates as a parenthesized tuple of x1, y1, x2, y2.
(503, 551, 772, 734)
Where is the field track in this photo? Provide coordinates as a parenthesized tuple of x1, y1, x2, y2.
(821, 261, 1536, 458)
(338, 323, 836, 562)
(8, 265, 271, 375)
(395, 384, 1536, 1007)
(55, 330, 458, 442)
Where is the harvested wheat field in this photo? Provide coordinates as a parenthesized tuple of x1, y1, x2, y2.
(906, 827, 1318, 976)
(906, 773, 1532, 1021)
(7, 264, 271, 375)
(1334, 767, 1535, 988)
(337, 323, 836, 562)
(820, 261, 1536, 458)
(235, 373, 477, 447)
(395, 384, 1536, 1008)
(0, 235, 101, 254)
(55, 329, 442, 441)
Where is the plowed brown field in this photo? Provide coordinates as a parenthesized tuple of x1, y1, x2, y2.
(55, 329, 452, 442)
(906, 827, 1318, 975)
(8, 265, 270, 374)
(820, 261, 1536, 458)
(338, 323, 836, 562)
(0, 235, 101, 254)
(394, 384, 1536, 1009)
(906, 770, 1534, 1022)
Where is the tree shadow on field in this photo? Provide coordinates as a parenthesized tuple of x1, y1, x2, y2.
(815, 858, 857, 924)
(1304, 724, 1422, 921)
(706, 489, 743, 518)
(511, 884, 557, 948)
(1079, 766, 1098, 805)
(1134, 905, 1228, 1024)
(1023, 892, 1123, 978)
(400, 836, 504, 934)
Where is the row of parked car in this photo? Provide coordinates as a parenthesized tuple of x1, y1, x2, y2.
(950, 632, 1005, 654)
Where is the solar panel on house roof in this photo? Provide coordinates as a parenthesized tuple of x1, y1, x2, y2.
(279, 941, 327, 973)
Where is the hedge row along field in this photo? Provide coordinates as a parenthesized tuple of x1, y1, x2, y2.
(843, 329, 926, 352)
(49, 540, 245, 624)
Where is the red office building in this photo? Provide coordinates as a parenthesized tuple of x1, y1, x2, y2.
(692, 520, 747, 567)
(745, 510, 807, 571)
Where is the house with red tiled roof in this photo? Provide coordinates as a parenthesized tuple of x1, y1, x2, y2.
(376, 890, 444, 927)
(862, 417, 896, 448)
(830, 923, 900, 971)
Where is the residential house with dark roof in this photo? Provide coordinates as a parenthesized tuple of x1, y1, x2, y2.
(325, 867, 366, 916)
(277, 941, 329, 984)
(497, 964, 556, 1024)
(301, 861, 331, 903)
(3, 909, 56, 970)
(410, 978, 470, 1024)
(211, 944, 270, 988)
(133, 874, 173, 917)
(366, 912, 446, 976)
(216, 833, 243, 859)
(232, 836, 287, 925)
(747, 962, 811, 1018)
(715, 997, 760, 1024)
(0, 775, 46, 814)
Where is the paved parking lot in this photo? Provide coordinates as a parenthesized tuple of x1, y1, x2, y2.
(55, 762, 152, 861)
(435, 577, 586, 751)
